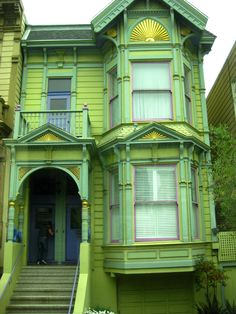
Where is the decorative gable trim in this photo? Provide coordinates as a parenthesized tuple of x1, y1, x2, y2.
(10, 123, 79, 144)
(98, 123, 209, 152)
(92, 0, 208, 33)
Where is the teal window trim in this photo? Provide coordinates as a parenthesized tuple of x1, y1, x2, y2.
(108, 67, 120, 128)
(184, 65, 193, 125)
(191, 167, 200, 240)
(109, 169, 121, 243)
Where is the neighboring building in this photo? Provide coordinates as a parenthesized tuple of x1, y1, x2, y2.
(0, 0, 222, 313)
(0, 0, 24, 271)
(207, 41, 236, 136)
(207, 41, 236, 306)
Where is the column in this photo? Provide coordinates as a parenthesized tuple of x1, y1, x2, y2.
(7, 200, 15, 241)
(82, 199, 89, 242)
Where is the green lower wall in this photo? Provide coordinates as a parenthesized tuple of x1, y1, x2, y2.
(223, 266, 236, 304)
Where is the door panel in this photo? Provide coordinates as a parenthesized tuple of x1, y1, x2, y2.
(28, 206, 55, 263)
(66, 206, 81, 262)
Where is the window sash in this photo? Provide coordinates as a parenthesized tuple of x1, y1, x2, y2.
(110, 95, 119, 127)
(133, 90, 172, 120)
(135, 202, 178, 240)
(132, 63, 172, 121)
(135, 165, 178, 240)
(48, 78, 71, 93)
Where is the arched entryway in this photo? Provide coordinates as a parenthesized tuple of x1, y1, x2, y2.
(28, 168, 82, 264)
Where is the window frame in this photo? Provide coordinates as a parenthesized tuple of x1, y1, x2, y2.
(184, 65, 192, 124)
(108, 68, 119, 128)
(134, 164, 179, 242)
(132, 62, 173, 122)
(47, 78, 72, 132)
(191, 167, 200, 240)
(109, 169, 120, 243)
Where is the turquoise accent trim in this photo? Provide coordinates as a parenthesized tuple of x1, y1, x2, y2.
(179, 143, 189, 242)
(104, 259, 195, 270)
(199, 152, 206, 241)
(125, 144, 133, 245)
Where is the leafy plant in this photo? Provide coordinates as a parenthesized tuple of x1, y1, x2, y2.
(209, 125, 236, 230)
(225, 300, 236, 314)
(196, 294, 227, 314)
(84, 307, 115, 314)
(195, 257, 227, 298)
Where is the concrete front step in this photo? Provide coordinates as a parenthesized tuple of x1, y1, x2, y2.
(10, 295, 73, 305)
(13, 287, 73, 296)
(6, 265, 78, 314)
(6, 304, 71, 314)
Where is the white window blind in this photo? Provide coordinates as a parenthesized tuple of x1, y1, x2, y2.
(132, 63, 172, 121)
(135, 166, 178, 240)
(110, 171, 120, 242)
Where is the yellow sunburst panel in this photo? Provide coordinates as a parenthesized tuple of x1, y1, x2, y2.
(142, 131, 167, 140)
(19, 167, 32, 180)
(67, 167, 80, 180)
(130, 19, 170, 42)
(35, 133, 63, 142)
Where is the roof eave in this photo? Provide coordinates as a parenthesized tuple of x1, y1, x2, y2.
(91, 0, 208, 33)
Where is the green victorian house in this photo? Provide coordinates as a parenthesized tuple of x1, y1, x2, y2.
(0, 0, 222, 313)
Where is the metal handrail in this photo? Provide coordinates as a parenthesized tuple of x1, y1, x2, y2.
(0, 244, 25, 300)
(68, 254, 80, 314)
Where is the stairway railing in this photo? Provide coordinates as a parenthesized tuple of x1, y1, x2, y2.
(0, 244, 25, 301)
(68, 254, 80, 314)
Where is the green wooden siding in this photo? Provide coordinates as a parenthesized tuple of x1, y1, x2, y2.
(118, 273, 194, 314)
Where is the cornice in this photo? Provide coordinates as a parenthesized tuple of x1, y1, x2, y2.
(92, 0, 208, 33)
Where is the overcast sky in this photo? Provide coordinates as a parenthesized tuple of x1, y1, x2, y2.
(21, 0, 236, 95)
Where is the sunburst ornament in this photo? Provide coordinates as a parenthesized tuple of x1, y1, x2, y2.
(130, 19, 170, 42)
(142, 131, 167, 140)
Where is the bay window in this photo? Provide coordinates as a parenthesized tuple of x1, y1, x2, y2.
(135, 165, 178, 241)
(132, 63, 172, 121)
(110, 170, 120, 242)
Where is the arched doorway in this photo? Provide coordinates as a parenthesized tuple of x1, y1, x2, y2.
(28, 168, 82, 264)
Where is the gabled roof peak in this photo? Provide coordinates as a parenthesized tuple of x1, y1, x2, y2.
(92, 0, 208, 33)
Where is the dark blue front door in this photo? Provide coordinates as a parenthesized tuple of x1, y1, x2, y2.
(66, 205, 81, 262)
(28, 205, 55, 263)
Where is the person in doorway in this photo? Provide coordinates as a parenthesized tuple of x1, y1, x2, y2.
(37, 221, 54, 264)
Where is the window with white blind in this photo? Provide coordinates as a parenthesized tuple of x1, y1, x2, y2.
(110, 170, 120, 242)
(47, 78, 71, 132)
(184, 66, 192, 124)
(109, 68, 119, 128)
(191, 168, 199, 239)
(134, 165, 178, 241)
(132, 63, 172, 121)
